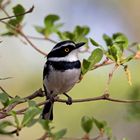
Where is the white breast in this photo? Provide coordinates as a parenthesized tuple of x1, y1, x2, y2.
(44, 68, 81, 96)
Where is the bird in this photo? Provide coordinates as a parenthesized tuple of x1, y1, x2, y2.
(42, 40, 85, 120)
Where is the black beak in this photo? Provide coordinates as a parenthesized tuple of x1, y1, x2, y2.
(75, 42, 85, 48)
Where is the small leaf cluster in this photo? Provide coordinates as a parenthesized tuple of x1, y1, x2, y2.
(81, 116, 127, 140)
(39, 119, 67, 140)
(0, 98, 41, 135)
(0, 92, 23, 108)
(81, 116, 113, 139)
(82, 48, 103, 75)
(35, 14, 63, 37)
(2, 4, 25, 36)
(0, 92, 66, 139)
(103, 33, 134, 65)
(90, 33, 135, 64)
(35, 14, 90, 45)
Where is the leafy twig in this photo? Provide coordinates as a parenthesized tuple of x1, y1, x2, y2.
(0, 87, 140, 120)
(0, 86, 13, 98)
(5, 88, 44, 113)
(18, 31, 48, 56)
(104, 64, 119, 94)
(26, 35, 57, 44)
(93, 58, 113, 70)
(0, 20, 48, 56)
(0, 5, 34, 21)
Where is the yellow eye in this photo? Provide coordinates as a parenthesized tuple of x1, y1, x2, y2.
(64, 48, 69, 52)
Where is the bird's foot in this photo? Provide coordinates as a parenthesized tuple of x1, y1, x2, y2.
(63, 93, 72, 105)
(66, 96, 72, 105)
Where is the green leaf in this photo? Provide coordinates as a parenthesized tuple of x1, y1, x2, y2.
(88, 48, 103, 63)
(39, 119, 50, 131)
(106, 45, 121, 63)
(0, 121, 13, 129)
(9, 96, 22, 104)
(28, 100, 37, 107)
(26, 119, 39, 127)
(0, 92, 9, 107)
(53, 129, 67, 140)
(81, 116, 93, 133)
(1, 32, 14, 36)
(0, 121, 14, 135)
(13, 4, 25, 23)
(81, 48, 103, 74)
(57, 25, 89, 42)
(34, 14, 62, 37)
(90, 38, 100, 47)
(21, 106, 40, 127)
(9, 111, 19, 127)
(92, 117, 107, 131)
(44, 15, 62, 37)
(44, 15, 60, 27)
(57, 31, 75, 41)
(120, 54, 135, 64)
(103, 34, 113, 46)
(5, 19, 19, 36)
(104, 127, 113, 139)
(81, 59, 91, 75)
(34, 26, 44, 34)
(74, 26, 90, 42)
(2, 3, 25, 37)
(74, 26, 90, 36)
(113, 33, 128, 50)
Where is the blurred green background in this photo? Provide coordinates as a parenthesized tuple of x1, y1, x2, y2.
(0, 0, 140, 139)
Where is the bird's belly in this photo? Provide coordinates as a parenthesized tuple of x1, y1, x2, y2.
(44, 69, 80, 95)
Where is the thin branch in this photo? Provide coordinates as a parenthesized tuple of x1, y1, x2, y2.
(57, 94, 140, 104)
(107, 64, 119, 86)
(1, 90, 140, 119)
(91, 135, 102, 140)
(0, 6, 48, 56)
(104, 64, 119, 94)
(0, 5, 34, 21)
(15, 93, 140, 116)
(0, 77, 13, 80)
(0, 6, 9, 17)
(0, 86, 13, 98)
(17, 30, 48, 56)
(37, 132, 49, 140)
(27, 35, 57, 44)
(5, 88, 44, 112)
(0, 0, 11, 10)
(93, 58, 113, 70)
(0, 20, 48, 56)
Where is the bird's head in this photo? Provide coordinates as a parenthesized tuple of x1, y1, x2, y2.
(47, 40, 85, 61)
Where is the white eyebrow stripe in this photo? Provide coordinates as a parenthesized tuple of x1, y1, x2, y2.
(52, 43, 75, 51)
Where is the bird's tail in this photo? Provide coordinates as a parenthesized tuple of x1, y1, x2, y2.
(42, 101, 53, 120)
